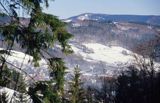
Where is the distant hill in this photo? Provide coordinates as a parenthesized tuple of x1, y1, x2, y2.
(65, 13, 160, 26)
(66, 17, 160, 53)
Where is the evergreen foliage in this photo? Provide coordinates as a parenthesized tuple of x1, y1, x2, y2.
(0, 0, 72, 102)
(68, 66, 85, 103)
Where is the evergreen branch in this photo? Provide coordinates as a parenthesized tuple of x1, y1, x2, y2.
(4, 75, 29, 88)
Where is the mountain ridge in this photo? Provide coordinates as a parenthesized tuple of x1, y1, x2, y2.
(64, 13, 160, 26)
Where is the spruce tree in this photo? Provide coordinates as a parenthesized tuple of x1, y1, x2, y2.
(0, 0, 72, 102)
(68, 66, 85, 103)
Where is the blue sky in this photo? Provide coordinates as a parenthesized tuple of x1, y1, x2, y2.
(43, 0, 160, 19)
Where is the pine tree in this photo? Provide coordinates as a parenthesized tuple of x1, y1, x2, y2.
(48, 57, 68, 103)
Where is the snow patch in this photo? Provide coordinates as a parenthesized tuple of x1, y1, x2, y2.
(77, 14, 89, 21)
(115, 23, 134, 31)
(72, 23, 81, 27)
(64, 19, 72, 23)
(0, 87, 33, 103)
(147, 26, 152, 29)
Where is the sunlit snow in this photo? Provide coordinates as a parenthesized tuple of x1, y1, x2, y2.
(71, 43, 134, 64)
(78, 14, 89, 21)
(0, 48, 49, 81)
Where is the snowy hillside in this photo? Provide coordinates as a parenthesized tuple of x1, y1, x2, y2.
(0, 48, 49, 82)
(0, 42, 135, 82)
(71, 43, 134, 64)
(66, 17, 160, 55)
(1, 42, 159, 86)
(64, 42, 137, 77)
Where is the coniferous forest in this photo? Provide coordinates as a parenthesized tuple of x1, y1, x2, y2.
(0, 0, 160, 103)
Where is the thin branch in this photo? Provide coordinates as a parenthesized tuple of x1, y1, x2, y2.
(0, 1, 10, 15)
(0, 58, 36, 83)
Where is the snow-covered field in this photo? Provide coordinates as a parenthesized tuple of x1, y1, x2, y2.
(72, 43, 134, 64)
(65, 42, 137, 78)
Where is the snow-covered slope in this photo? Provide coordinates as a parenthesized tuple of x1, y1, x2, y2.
(0, 42, 135, 81)
(0, 48, 49, 81)
(71, 43, 133, 64)
(64, 42, 136, 77)
(65, 42, 160, 86)
(1, 42, 159, 86)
